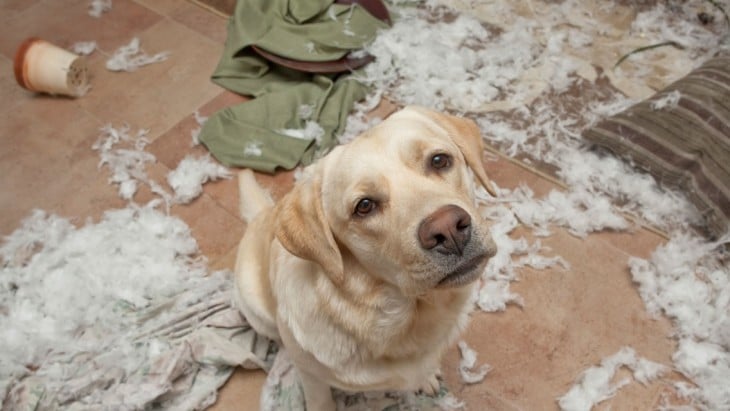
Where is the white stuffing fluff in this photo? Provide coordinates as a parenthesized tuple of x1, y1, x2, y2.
(194, 110, 208, 126)
(0, 205, 228, 405)
(92, 124, 162, 201)
(190, 110, 208, 146)
(509, 185, 629, 238)
(435, 394, 466, 410)
(339, 91, 385, 144)
(474, 203, 525, 312)
(71, 41, 97, 56)
(277, 105, 324, 144)
(558, 347, 668, 411)
(360, 9, 541, 112)
(278, 121, 325, 144)
(298, 104, 315, 120)
(473, 192, 569, 312)
(88, 0, 111, 18)
(629, 233, 730, 409)
(93, 124, 229, 206)
(0, 206, 198, 357)
(106, 38, 169, 72)
(650, 90, 682, 111)
(585, 96, 639, 121)
(190, 128, 202, 146)
(475, 121, 530, 157)
(476, 279, 523, 313)
(244, 141, 264, 157)
(167, 155, 232, 204)
(552, 144, 698, 231)
(474, 102, 699, 234)
(632, 356, 669, 385)
(631, 4, 719, 53)
(515, 240, 570, 271)
(457, 341, 492, 384)
(340, 112, 382, 144)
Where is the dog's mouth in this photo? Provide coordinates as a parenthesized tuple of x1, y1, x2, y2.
(436, 253, 489, 288)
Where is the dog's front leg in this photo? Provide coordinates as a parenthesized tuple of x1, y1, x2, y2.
(277, 323, 336, 410)
(299, 369, 336, 411)
(418, 368, 442, 396)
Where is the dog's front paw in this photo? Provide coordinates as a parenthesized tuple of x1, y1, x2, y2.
(418, 369, 442, 396)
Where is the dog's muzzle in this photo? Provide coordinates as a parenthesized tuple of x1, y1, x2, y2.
(418, 204, 472, 256)
(418, 204, 495, 288)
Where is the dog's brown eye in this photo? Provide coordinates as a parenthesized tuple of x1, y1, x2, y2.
(430, 153, 451, 170)
(354, 198, 377, 216)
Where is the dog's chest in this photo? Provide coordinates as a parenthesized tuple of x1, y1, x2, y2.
(362, 284, 474, 361)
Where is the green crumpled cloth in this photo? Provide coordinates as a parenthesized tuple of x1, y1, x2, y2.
(198, 0, 387, 172)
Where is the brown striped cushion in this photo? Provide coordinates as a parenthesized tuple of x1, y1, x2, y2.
(583, 56, 730, 237)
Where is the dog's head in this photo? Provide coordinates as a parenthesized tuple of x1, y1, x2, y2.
(273, 106, 497, 296)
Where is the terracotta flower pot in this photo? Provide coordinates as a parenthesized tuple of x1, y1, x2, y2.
(14, 38, 90, 97)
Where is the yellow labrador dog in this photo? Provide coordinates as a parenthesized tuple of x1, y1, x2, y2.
(234, 106, 497, 410)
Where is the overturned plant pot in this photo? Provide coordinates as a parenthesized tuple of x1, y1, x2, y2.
(14, 38, 90, 97)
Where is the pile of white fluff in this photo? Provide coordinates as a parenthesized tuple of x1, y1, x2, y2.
(190, 110, 208, 146)
(167, 155, 231, 204)
(278, 121, 326, 145)
(0, 206, 199, 365)
(0, 205, 229, 406)
(472, 98, 699, 236)
(93, 123, 231, 207)
(558, 347, 668, 411)
(630, 234, 730, 410)
(278, 104, 326, 144)
(92, 124, 159, 201)
(359, 7, 541, 112)
(71, 41, 97, 56)
(106, 38, 170, 72)
(457, 341, 492, 384)
(88, 0, 111, 18)
(474, 193, 569, 313)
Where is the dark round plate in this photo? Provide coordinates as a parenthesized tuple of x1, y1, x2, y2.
(252, 46, 375, 74)
(252, 0, 390, 74)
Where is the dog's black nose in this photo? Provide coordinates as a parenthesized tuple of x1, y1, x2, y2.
(418, 205, 472, 256)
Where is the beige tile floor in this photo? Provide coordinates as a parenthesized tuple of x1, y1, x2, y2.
(1, 1, 683, 410)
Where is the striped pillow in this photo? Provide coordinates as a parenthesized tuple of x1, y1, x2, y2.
(583, 56, 730, 237)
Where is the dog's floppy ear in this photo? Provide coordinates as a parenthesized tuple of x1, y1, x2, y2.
(407, 107, 497, 196)
(272, 166, 344, 283)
